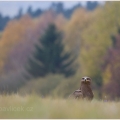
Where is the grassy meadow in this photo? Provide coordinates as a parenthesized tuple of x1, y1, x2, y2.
(0, 94, 119, 119)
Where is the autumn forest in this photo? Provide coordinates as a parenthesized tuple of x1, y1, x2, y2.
(0, 1, 120, 100)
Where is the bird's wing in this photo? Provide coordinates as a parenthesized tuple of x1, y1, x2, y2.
(69, 89, 82, 98)
(73, 89, 83, 96)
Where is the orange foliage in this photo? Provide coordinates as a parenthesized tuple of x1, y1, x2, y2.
(0, 10, 67, 74)
(0, 15, 35, 74)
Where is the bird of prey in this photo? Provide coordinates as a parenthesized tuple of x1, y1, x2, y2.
(69, 89, 83, 99)
(69, 76, 94, 100)
(80, 76, 94, 100)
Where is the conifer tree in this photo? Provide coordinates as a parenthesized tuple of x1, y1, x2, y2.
(26, 24, 77, 78)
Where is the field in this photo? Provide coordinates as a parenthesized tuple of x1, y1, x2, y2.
(0, 94, 119, 119)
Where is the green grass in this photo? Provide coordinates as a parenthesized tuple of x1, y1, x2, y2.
(0, 94, 119, 119)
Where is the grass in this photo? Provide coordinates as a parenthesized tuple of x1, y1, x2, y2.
(0, 94, 119, 119)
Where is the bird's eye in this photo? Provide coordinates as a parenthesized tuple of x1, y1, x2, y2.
(87, 78, 91, 80)
(82, 78, 84, 80)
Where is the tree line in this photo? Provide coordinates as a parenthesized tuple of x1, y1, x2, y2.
(0, 1, 100, 31)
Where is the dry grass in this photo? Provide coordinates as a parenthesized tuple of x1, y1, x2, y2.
(0, 94, 119, 119)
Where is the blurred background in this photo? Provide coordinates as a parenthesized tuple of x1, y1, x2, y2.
(0, 1, 119, 100)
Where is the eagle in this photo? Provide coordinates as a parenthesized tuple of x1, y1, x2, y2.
(69, 76, 94, 100)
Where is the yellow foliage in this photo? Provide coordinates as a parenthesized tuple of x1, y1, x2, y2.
(102, 64, 111, 85)
(79, 2, 120, 78)
(59, 2, 120, 87)
(64, 8, 93, 51)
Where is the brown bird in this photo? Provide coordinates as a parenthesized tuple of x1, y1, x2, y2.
(69, 89, 83, 99)
(69, 76, 94, 100)
(80, 76, 94, 100)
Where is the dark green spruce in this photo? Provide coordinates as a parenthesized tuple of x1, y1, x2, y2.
(26, 24, 77, 78)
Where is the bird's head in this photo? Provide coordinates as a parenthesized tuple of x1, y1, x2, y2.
(81, 76, 91, 85)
